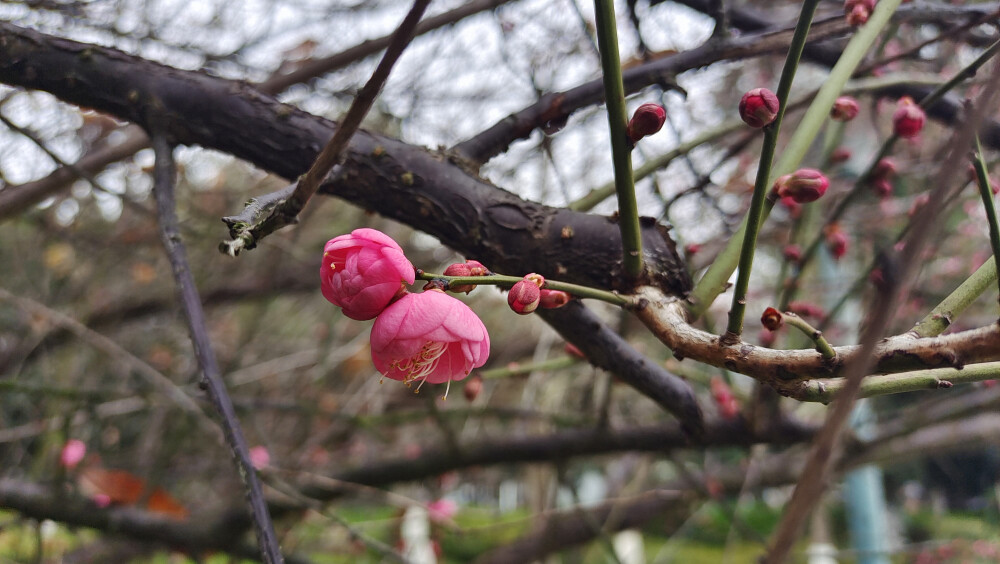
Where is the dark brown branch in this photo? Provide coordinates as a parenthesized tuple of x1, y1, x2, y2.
(149, 131, 283, 563)
(539, 302, 704, 436)
(296, 418, 817, 501)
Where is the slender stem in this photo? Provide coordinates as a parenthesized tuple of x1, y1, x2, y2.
(973, 135, 1000, 301)
(689, 0, 902, 318)
(479, 356, 580, 379)
(415, 270, 631, 307)
(722, 0, 820, 341)
(799, 362, 1000, 403)
(781, 313, 835, 360)
(910, 256, 997, 338)
(593, 0, 643, 280)
(150, 133, 283, 564)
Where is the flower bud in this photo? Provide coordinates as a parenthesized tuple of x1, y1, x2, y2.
(739, 88, 779, 128)
(60, 439, 86, 470)
(465, 260, 489, 277)
(761, 307, 784, 331)
(779, 194, 802, 218)
(844, 0, 876, 26)
(463, 374, 483, 402)
(508, 279, 541, 315)
(710, 377, 740, 420)
(893, 96, 925, 138)
(872, 157, 897, 180)
(626, 103, 666, 145)
(830, 147, 852, 164)
(538, 289, 571, 309)
(872, 178, 893, 199)
(825, 225, 849, 260)
(776, 168, 829, 204)
(783, 244, 802, 263)
(443, 262, 474, 293)
(830, 96, 860, 121)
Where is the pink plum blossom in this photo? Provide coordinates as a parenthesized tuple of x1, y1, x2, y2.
(321, 228, 415, 320)
(371, 289, 489, 391)
(60, 439, 86, 470)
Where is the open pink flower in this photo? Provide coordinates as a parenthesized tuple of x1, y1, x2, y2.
(321, 228, 415, 320)
(371, 289, 489, 391)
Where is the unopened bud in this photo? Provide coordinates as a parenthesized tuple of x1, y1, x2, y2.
(893, 96, 925, 138)
(464, 374, 483, 402)
(739, 88, 779, 128)
(830, 96, 860, 121)
(508, 278, 541, 315)
(845, 0, 876, 26)
(564, 343, 586, 359)
(830, 147, 852, 164)
(627, 103, 666, 145)
(872, 157, 897, 180)
(539, 289, 570, 309)
(776, 168, 829, 204)
(872, 178, 893, 199)
(825, 225, 849, 260)
(783, 244, 802, 263)
(761, 307, 784, 331)
(465, 260, 489, 277)
(443, 262, 474, 293)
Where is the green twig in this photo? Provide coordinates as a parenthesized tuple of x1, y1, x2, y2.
(799, 362, 1000, 403)
(593, 0, 643, 279)
(781, 313, 836, 360)
(972, 134, 1000, 302)
(722, 0, 820, 342)
(415, 270, 631, 307)
(690, 0, 903, 319)
(910, 256, 997, 338)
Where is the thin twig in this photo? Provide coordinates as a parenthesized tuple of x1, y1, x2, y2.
(149, 131, 284, 564)
(220, 0, 432, 256)
(972, 134, 1000, 301)
(721, 0, 819, 342)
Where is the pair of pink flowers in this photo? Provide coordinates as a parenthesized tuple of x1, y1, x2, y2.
(321, 228, 489, 390)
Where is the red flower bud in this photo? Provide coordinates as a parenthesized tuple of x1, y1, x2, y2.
(443, 262, 474, 293)
(685, 243, 701, 255)
(710, 377, 740, 420)
(761, 307, 784, 331)
(538, 289, 570, 309)
(844, 0, 876, 26)
(825, 225, 849, 260)
(463, 374, 483, 402)
(627, 103, 666, 145)
(776, 168, 829, 204)
(830, 96, 860, 121)
(872, 178, 893, 199)
(465, 260, 489, 276)
(830, 147, 852, 164)
(872, 157, 897, 180)
(783, 244, 802, 263)
(893, 96, 925, 138)
(739, 88, 779, 128)
(508, 278, 541, 315)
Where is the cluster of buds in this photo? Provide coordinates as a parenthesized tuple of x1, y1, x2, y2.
(710, 377, 740, 420)
(893, 96, 926, 138)
(507, 273, 571, 315)
(868, 157, 897, 199)
(739, 88, 779, 128)
(830, 96, 860, 121)
(845, 0, 876, 26)
(773, 168, 830, 204)
(627, 103, 666, 145)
